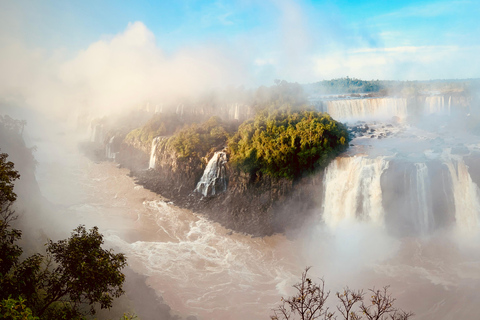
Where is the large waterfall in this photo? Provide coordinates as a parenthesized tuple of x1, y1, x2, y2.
(315, 98, 408, 120)
(321, 151, 480, 236)
(195, 151, 228, 197)
(424, 95, 451, 115)
(445, 157, 480, 233)
(322, 156, 389, 227)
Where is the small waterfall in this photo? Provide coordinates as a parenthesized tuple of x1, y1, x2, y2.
(445, 158, 480, 233)
(149, 137, 163, 169)
(195, 152, 228, 197)
(105, 136, 116, 160)
(322, 156, 389, 227)
(91, 124, 104, 143)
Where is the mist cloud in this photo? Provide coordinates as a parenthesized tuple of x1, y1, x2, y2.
(0, 21, 249, 120)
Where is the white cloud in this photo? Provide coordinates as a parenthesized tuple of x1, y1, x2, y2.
(1, 22, 248, 119)
(313, 45, 480, 80)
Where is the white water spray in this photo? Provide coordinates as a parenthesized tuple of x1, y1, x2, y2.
(322, 156, 389, 227)
(445, 157, 480, 234)
(195, 151, 228, 197)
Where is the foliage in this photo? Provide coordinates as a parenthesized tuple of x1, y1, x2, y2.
(228, 110, 349, 179)
(39, 225, 127, 317)
(271, 267, 414, 320)
(0, 151, 21, 223)
(307, 77, 384, 94)
(169, 116, 232, 160)
(0, 152, 127, 319)
(0, 297, 39, 320)
(125, 113, 185, 149)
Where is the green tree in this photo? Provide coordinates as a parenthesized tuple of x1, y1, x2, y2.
(229, 110, 349, 179)
(0, 297, 39, 320)
(0, 151, 20, 223)
(37, 225, 127, 317)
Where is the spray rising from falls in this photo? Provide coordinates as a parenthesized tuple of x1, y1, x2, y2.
(195, 151, 228, 197)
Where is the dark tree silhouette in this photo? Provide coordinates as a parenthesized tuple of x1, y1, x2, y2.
(271, 267, 414, 320)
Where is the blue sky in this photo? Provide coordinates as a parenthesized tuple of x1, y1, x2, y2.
(0, 0, 479, 109)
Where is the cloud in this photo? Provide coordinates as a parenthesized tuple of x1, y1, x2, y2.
(1, 21, 248, 119)
(383, 0, 473, 19)
(313, 45, 480, 80)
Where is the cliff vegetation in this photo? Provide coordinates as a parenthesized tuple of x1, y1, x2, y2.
(228, 110, 349, 180)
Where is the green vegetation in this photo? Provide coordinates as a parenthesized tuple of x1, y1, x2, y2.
(308, 77, 384, 94)
(306, 77, 480, 95)
(0, 151, 128, 320)
(125, 113, 185, 149)
(0, 297, 39, 320)
(229, 110, 349, 179)
(169, 116, 232, 160)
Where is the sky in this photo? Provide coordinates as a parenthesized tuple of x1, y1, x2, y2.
(0, 0, 479, 116)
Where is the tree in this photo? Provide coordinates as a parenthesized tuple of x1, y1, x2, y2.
(0, 151, 20, 223)
(0, 297, 39, 320)
(0, 137, 128, 319)
(37, 225, 127, 317)
(271, 267, 414, 320)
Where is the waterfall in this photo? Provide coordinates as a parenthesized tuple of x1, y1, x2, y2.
(322, 156, 389, 228)
(91, 124, 104, 143)
(425, 95, 450, 115)
(149, 137, 163, 169)
(445, 158, 480, 233)
(323, 98, 407, 120)
(412, 163, 433, 234)
(195, 152, 228, 197)
(105, 136, 116, 160)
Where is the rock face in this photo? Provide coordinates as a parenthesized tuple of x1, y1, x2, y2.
(116, 139, 319, 236)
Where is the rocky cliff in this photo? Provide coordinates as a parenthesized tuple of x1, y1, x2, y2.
(116, 138, 321, 236)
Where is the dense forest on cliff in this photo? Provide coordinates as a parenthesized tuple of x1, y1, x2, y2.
(229, 110, 348, 179)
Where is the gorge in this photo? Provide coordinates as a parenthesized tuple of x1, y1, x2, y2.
(3, 86, 480, 320)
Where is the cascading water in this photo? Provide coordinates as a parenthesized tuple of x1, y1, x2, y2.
(316, 98, 408, 120)
(322, 156, 389, 227)
(105, 136, 116, 160)
(149, 137, 164, 169)
(424, 96, 451, 115)
(90, 123, 104, 143)
(195, 151, 228, 197)
(412, 163, 434, 234)
(444, 156, 480, 234)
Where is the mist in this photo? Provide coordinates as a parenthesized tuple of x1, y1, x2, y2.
(1, 1, 480, 320)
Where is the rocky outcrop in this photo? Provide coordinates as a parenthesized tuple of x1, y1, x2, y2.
(116, 139, 320, 236)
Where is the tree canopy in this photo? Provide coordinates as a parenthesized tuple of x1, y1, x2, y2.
(0, 152, 128, 320)
(228, 110, 349, 179)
